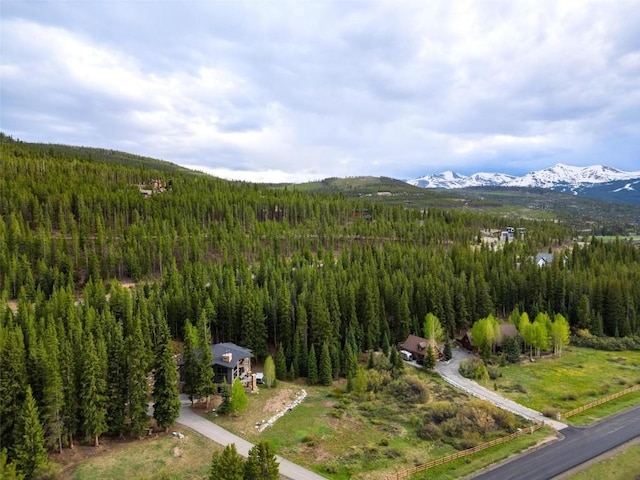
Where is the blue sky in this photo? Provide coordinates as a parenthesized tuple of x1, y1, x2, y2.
(1, 1, 639, 182)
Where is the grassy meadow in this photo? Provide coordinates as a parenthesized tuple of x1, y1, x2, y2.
(210, 367, 551, 480)
(68, 427, 219, 480)
(568, 443, 640, 480)
(493, 347, 640, 421)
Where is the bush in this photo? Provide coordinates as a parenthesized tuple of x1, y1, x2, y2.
(459, 357, 485, 379)
(424, 401, 458, 423)
(417, 422, 442, 441)
(542, 407, 560, 419)
(388, 375, 430, 404)
(487, 366, 501, 380)
(571, 333, 640, 351)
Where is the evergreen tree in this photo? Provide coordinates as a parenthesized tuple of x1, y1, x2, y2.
(330, 343, 341, 380)
(41, 323, 65, 453)
(80, 333, 107, 447)
(0, 325, 27, 456)
(229, 378, 248, 414)
(195, 311, 215, 407)
(217, 379, 231, 414)
(263, 355, 276, 388)
(504, 336, 521, 363)
(152, 319, 181, 432)
(125, 320, 149, 438)
(307, 345, 318, 385)
(105, 320, 127, 437)
(381, 332, 390, 356)
(209, 443, 244, 480)
(182, 320, 199, 405)
(443, 338, 452, 361)
(367, 350, 375, 369)
(275, 344, 287, 382)
(424, 345, 436, 370)
(244, 441, 280, 480)
(319, 343, 333, 386)
(14, 386, 47, 478)
(0, 448, 23, 480)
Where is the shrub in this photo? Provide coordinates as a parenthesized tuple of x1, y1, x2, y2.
(425, 401, 458, 423)
(459, 357, 485, 379)
(388, 375, 430, 404)
(461, 431, 482, 449)
(384, 448, 402, 459)
(542, 407, 559, 419)
(487, 366, 501, 380)
(570, 333, 640, 351)
(417, 422, 442, 441)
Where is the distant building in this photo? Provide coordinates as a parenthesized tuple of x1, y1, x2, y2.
(179, 342, 254, 387)
(398, 334, 442, 361)
(535, 252, 554, 267)
(460, 323, 519, 351)
(212, 342, 253, 385)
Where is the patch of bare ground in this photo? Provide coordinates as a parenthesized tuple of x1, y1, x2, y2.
(263, 387, 299, 414)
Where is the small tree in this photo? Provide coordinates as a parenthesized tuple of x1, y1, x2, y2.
(217, 379, 231, 414)
(244, 441, 280, 480)
(352, 367, 367, 396)
(423, 345, 436, 370)
(210, 443, 244, 480)
(443, 338, 452, 361)
(229, 378, 248, 414)
(263, 356, 276, 388)
(504, 336, 521, 364)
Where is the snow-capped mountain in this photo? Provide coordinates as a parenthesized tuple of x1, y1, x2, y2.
(409, 171, 516, 188)
(408, 163, 640, 190)
(507, 164, 640, 189)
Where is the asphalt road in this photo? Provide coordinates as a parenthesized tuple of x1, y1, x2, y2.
(175, 395, 328, 480)
(473, 403, 640, 480)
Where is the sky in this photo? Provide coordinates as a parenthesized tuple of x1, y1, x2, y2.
(1, 1, 639, 183)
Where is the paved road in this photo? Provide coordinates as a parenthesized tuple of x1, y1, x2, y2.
(175, 395, 328, 480)
(473, 404, 640, 480)
(434, 347, 568, 430)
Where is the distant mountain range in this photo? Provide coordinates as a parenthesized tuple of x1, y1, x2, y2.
(407, 164, 640, 204)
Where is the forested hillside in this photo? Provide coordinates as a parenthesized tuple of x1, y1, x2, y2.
(1, 137, 640, 472)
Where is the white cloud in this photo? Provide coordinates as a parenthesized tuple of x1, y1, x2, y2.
(1, 1, 639, 179)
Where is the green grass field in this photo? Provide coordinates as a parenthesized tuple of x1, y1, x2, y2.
(210, 370, 552, 480)
(68, 427, 219, 480)
(568, 443, 640, 480)
(494, 347, 640, 421)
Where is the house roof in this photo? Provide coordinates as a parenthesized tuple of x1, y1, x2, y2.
(461, 323, 518, 347)
(213, 342, 253, 368)
(496, 323, 518, 347)
(400, 334, 439, 354)
(535, 253, 554, 265)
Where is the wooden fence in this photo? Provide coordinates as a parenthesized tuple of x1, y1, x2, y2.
(561, 383, 640, 419)
(383, 423, 544, 480)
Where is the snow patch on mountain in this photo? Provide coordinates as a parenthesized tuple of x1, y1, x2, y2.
(408, 164, 640, 191)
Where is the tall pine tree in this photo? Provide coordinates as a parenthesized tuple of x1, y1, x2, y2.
(13, 386, 47, 478)
(80, 333, 107, 447)
(244, 441, 279, 480)
(153, 318, 181, 432)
